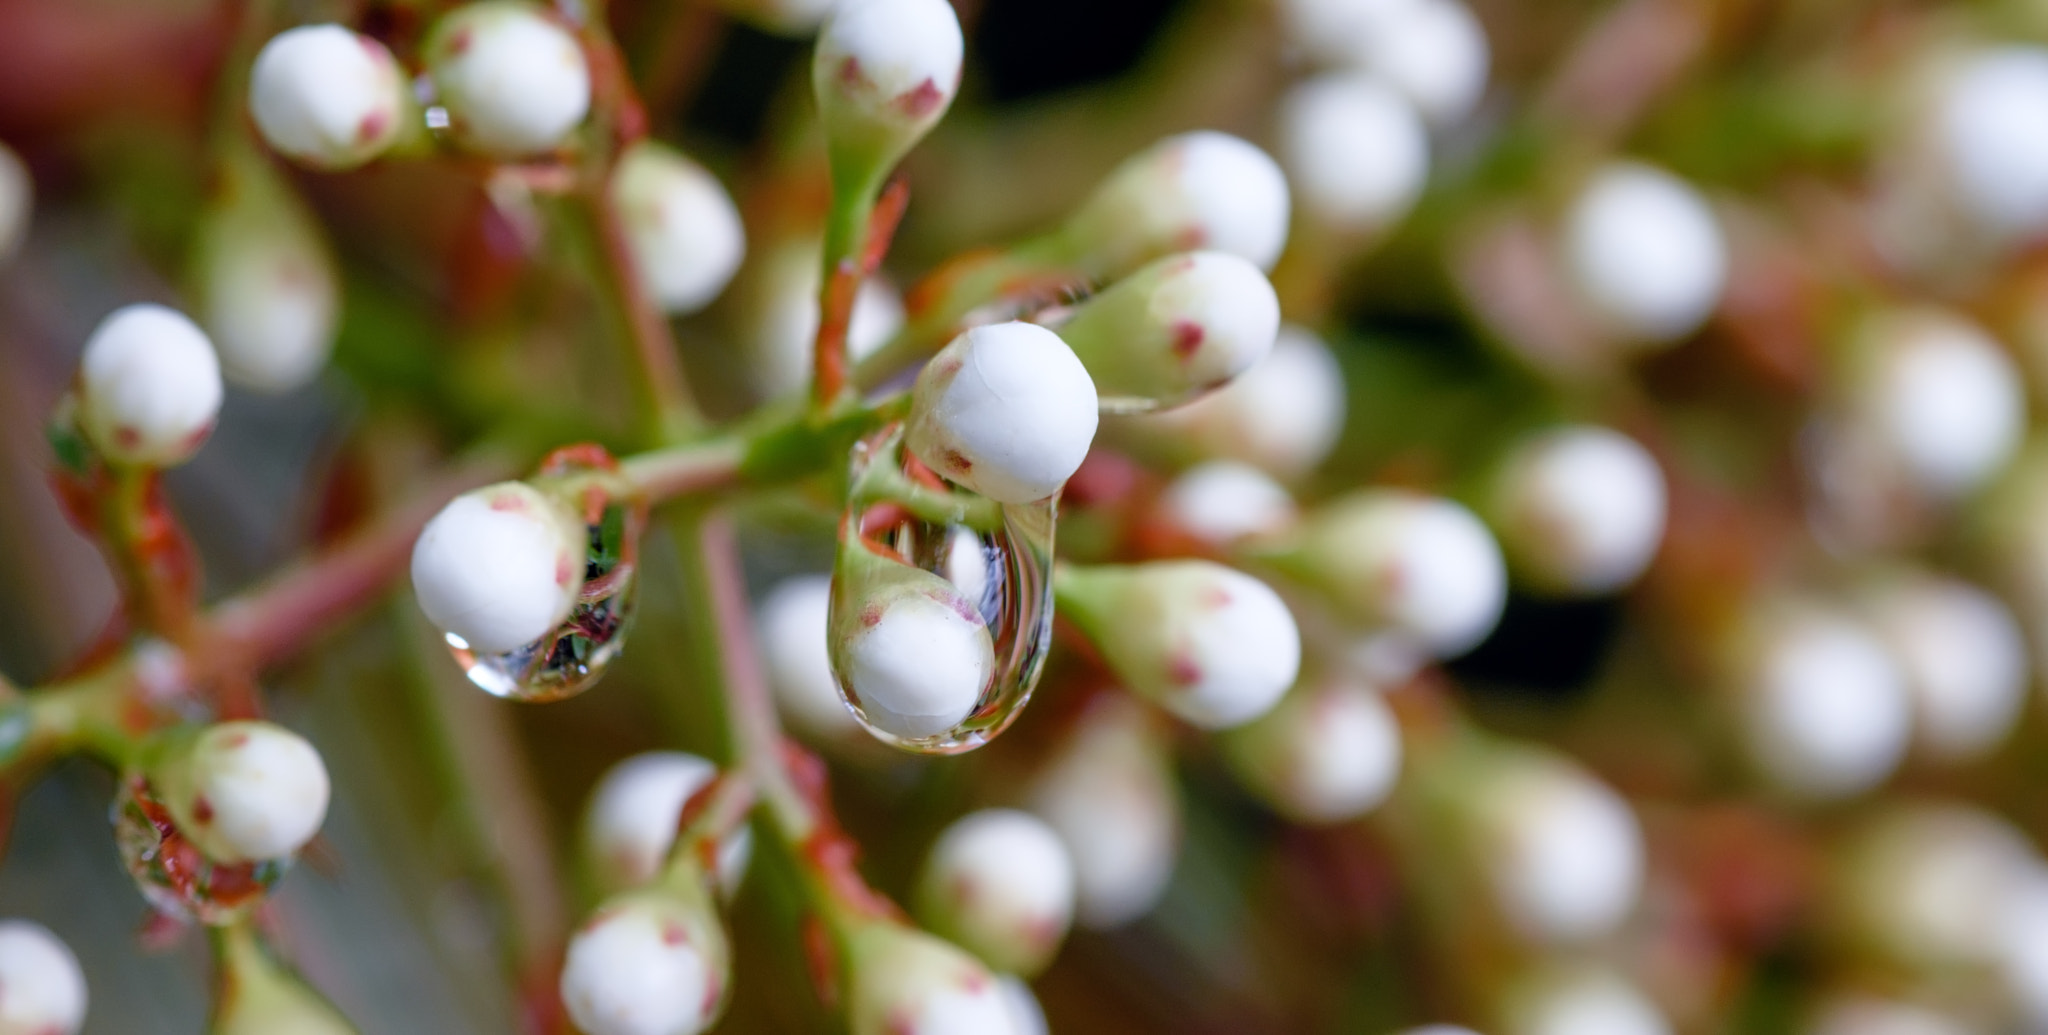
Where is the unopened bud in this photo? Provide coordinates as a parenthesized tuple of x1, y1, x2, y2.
(411, 481, 587, 654)
(1832, 804, 2035, 970)
(1123, 325, 1345, 478)
(915, 809, 1075, 976)
(248, 25, 410, 172)
(1222, 675, 1401, 824)
(1806, 998, 1971, 1035)
(1490, 426, 1666, 596)
(614, 142, 746, 316)
(1276, 73, 1429, 234)
(1736, 602, 1911, 800)
(1562, 162, 1726, 346)
(561, 887, 730, 1035)
(0, 140, 30, 261)
(1504, 967, 1671, 1035)
(844, 923, 1018, 1035)
(1850, 309, 2024, 501)
(1055, 251, 1279, 413)
(1930, 47, 2048, 245)
(757, 575, 864, 741)
(2000, 867, 2048, 1029)
(1861, 572, 2026, 763)
(1060, 132, 1290, 279)
(151, 721, 331, 865)
(77, 304, 224, 468)
(905, 321, 1099, 504)
(1280, 0, 1490, 127)
(1156, 461, 1298, 545)
(812, 0, 963, 184)
(425, 2, 591, 157)
(584, 753, 751, 897)
(1028, 698, 1179, 928)
(996, 976, 1048, 1035)
(1472, 751, 1642, 944)
(832, 555, 994, 741)
(193, 151, 339, 393)
(0, 921, 85, 1035)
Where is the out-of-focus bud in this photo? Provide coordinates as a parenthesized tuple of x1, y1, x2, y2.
(1859, 572, 2026, 763)
(210, 923, 354, 1035)
(915, 809, 1075, 976)
(584, 752, 752, 897)
(1470, 750, 1643, 945)
(1561, 162, 1727, 346)
(248, 25, 410, 172)
(77, 304, 224, 468)
(614, 142, 746, 316)
(1276, 73, 1429, 235)
(1271, 490, 1507, 658)
(1028, 698, 1180, 928)
(757, 575, 864, 741)
(1490, 426, 1666, 596)
(0, 920, 86, 1035)
(149, 721, 331, 865)
(811, 0, 963, 186)
(1733, 602, 1911, 800)
(1279, 0, 1490, 127)
(831, 554, 994, 741)
(1059, 132, 1291, 280)
(1055, 251, 1279, 413)
(1156, 461, 1298, 545)
(719, 0, 838, 34)
(193, 150, 339, 393)
(1222, 675, 1401, 823)
(2000, 867, 2048, 1029)
(1806, 997, 1974, 1035)
(425, 2, 591, 158)
(561, 885, 730, 1035)
(1056, 561, 1301, 729)
(995, 976, 1048, 1035)
(0, 140, 31, 261)
(843, 922, 1018, 1035)
(738, 238, 905, 398)
(1121, 325, 1346, 478)
(1831, 804, 2036, 971)
(1502, 967, 1671, 1035)
(411, 482, 586, 655)
(905, 322, 1099, 504)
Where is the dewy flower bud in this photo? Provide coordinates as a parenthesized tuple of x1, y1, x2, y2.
(741, 238, 904, 398)
(614, 142, 746, 316)
(248, 25, 410, 172)
(151, 721, 331, 865)
(757, 575, 863, 741)
(1277, 490, 1507, 658)
(1060, 131, 1291, 280)
(0, 920, 86, 1035)
(1932, 47, 2048, 244)
(0, 140, 30, 262)
(1276, 73, 1429, 234)
(561, 887, 730, 1035)
(1857, 309, 2025, 501)
(1222, 675, 1401, 824)
(425, 2, 591, 158)
(1861, 573, 2026, 763)
(584, 752, 752, 897)
(1504, 967, 1671, 1035)
(844, 922, 1018, 1035)
(1832, 804, 2035, 970)
(1472, 752, 1643, 944)
(905, 321, 1099, 504)
(1490, 426, 1666, 596)
(1157, 461, 1298, 545)
(194, 151, 340, 394)
(915, 808, 1076, 976)
(1736, 602, 1910, 800)
(811, 0, 963, 181)
(411, 481, 587, 654)
(1056, 561, 1301, 730)
(1124, 326, 1345, 478)
(1055, 251, 1280, 413)
(832, 556, 994, 740)
(1561, 162, 1727, 346)
(1028, 698, 1179, 928)
(77, 303, 224, 468)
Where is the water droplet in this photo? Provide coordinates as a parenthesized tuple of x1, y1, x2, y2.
(450, 451, 645, 702)
(829, 423, 1056, 754)
(112, 774, 287, 925)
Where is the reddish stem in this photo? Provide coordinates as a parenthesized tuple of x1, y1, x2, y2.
(812, 180, 912, 407)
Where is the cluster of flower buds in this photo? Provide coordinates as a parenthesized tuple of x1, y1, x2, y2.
(914, 809, 1075, 976)
(1466, 749, 1644, 945)
(1155, 461, 1299, 545)
(0, 920, 86, 1035)
(74, 304, 223, 468)
(561, 881, 732, 1035)
(1276, 72, 1430, 236)
(1026, 699, 1180, 928)
(841, 921, 1020, 1035)
(143, 721, 332, 868)
(1056, 131, 1291, 280)
(1278, 0, 1492, 127)
(1731, 599, 1911, 800)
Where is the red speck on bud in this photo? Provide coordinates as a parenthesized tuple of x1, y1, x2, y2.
(860, 602, 884, 628)
(192, 796, 214, 824)
(958, 968, 989, 994)
(537, 442, 620, 476)
(940, 448, 973, 474)
(355, 110, 390, 145)
(894, 78, 945, 118)
(1171, 321, 1206, 361)
(661, 922, 689, 947)
(837, 56, 867, 89)
(114, 426, 140, 449)
(222, 731, 250, 749)
(1167, 652, 1202, 686)
(446, 27, 472, 55)
(1201, 586, 1233, 608)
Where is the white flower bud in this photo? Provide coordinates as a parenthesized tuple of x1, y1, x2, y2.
(1157, 461, 1297, 544)
(561, 892, 728, 1035)
(916, 809, 1075, 976)
(585, 753, 752, 897)
(719, 0, 838, 34)
(1562, 162, 1726, 346)
(411, 481, 587, 654)
(1057, 562, 1301, 729)
(1055, 251, 1280, 413)
(1282, 491, 1507, 657)
(426, 2, 591, 158)
(156, 721, 331, 864)
(1934, 47, 2048, 244)
(757, 576, 863, 740)
(1223, 676, 1401, 824)
(995, 976, 1048, 1035)
(77, 304, 223, 467)
(0, 140, 30, 261)
(1475, 754, 1643, 945)
(1861, 310, 2024, 500)
(1028, 698, 1179, 928)
(741, 239, 904, 398)
(1277, 73, 1430, 234)
(195, 153, 339, 393)
(1738, 605, 1911, 800)
(1062, 132, 1291, 279)
(1862, 573, 2026, 763)
(836, 567, 994, 740)
(812, 0, 963, 177)
(1835, 805, 2036, 970)
(1364, 0, 1490, 126)
(1492, 426, 1666, 596)
(248, 25, 409, 172)
(1807, 998, 1972, 1035)
(1126, 325, 1346, 478)
(905, 322, 1099, 504)
(614, 142, 746, 316)
(846, 924, 1018, 1035)
(0, 921, 85, 1035)
(1506, 969, 1670, 1035)
(2000, 868, 2048, 1028)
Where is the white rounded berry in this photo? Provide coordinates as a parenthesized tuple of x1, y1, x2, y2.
(1364, 0, 1490, 126)
(1289, 491, 1507, 657)
(906, 322, 1099, 504)
(1508, 969, 1670, 1035)
(812, 0, 962, 172)
(743, 239, 904, 398)
(1740, 605, 1911, 800)
(426, 2, 591, 157)
(0, 921, 85, 1035)
(757, 576, 862, 741)
(837, 573, 994, 740)
(1064, 131, 1291, 279)
(585, 752, 752, 896)
(615, 142, 746, 316)
(77, 304, 223, 467)
(995, 976, 1048, 1035)
(1935, 47, 2048, 242)
(2000, 868, 2048, 1028)
(561, 895, 725, 1035)
(411, 481, 586, 654)
(846, 924, 1018, 1035)
(1277, 73, 1430, 233)
(195, 157, 339, 393)
(1056, 251, 1280, 413)
(1866, 311, 2024, 500)
(916, 809, 1075, 976)
(1477, 755, 1643, 944)
(1807, 998, 1971, 1035)
(1158, 461, 1297, 544)
(1493, 426, 1666, 596)
(249, 25, 409, 171)
(164, 721, 331, 864)
(1863, 574, 2026, 763)
(0, 140, 30, 261)
(1837, 805, 2036, 969)
(1562, 162, 1727, 345)
(1028, 699, 1179, 928)
(1224, 676, 1401, 824)
(1058, 562, 1301, 729)
(1131, 325, 1346, 477)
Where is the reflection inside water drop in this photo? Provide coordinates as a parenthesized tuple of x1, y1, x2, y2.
(112, 774, 287, 925)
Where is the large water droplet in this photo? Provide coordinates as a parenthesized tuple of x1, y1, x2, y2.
(829, 423, 1056, 754)
(111, 774, 288, 925)
(449, 452, 645, 702)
